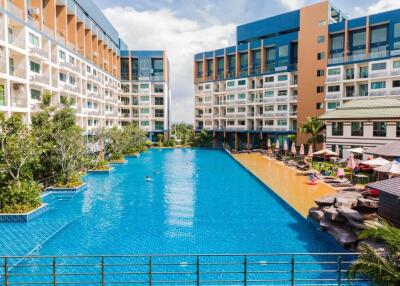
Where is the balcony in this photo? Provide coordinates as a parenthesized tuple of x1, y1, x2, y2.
(389, 88, 400, 96)
(6, 1, 24, 20)
(369, 50, 389, 60)
(326, 75, 341, 83)
(30, 73, 49, 85)
(60, 61, 80, 73)
(325, 92, 342, 100)
(370, 70, 388, 78)
(369, 90, 388, 97)
(29, 46, 48, 60)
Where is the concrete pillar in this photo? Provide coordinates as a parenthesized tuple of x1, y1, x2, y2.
(235, 132, 239, 150)
(247, 132, 250, 149)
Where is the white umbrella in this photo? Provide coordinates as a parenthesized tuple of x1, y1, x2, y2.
(313, 149, 338, 156)
(374, 161, 400, 177)
(307, 145, 313, 158)
(361, 157, 390, 168)
(300, 144, 305, 156)
(291, 143, 296, 155)
(348, 147, 364, 154)
(275, 139, 280, 149)
(267, 138, 271, 148)
(347, 153, 356, 181)
(283, 141, 288, 151)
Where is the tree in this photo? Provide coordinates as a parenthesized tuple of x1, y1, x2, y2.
(348, 220, 400, 285)
(123, 123, 147, 153)
(299, 117, 325, 150)
(194, 130, 213, 147)
(172, 123, 194, 146)
(106, 127, 130, 160)
(156, 134, 164, 147)
(0, 114, 39, 183)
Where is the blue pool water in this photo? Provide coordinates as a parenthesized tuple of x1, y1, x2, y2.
(0, 148, 357, 284)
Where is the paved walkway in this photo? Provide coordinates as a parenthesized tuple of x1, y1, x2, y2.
(232, 153, 336, 217)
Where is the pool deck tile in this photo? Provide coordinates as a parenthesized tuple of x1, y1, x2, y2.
(232, 153, 336, 217)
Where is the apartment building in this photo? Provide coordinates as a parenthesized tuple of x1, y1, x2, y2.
(0, 0, 170, 139)
(194, 1, 345, 148)
(320, 98, 400, 159)
(194, 1, 400, 149)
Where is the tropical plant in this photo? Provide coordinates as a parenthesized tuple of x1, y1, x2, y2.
(0, 181, 41, 213)
(193, 129, 213, 147)
(348, 220, 400, 285)
(172, 123, 195, 146)
(106, 127, 129, 160)
(299, 117, 325, 150)
(123, 123, 147, 154)
(156, 134, 164, 147)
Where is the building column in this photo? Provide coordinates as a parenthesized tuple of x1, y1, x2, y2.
(234, 132, 239, 149)
(247, 132, 250, 149)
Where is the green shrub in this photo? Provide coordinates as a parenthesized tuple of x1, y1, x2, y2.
(0, 181, 42, 213)
(145, 140, 152, 148)
(54, 172, 83, 188)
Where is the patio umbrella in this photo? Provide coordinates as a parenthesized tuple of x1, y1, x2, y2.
(313, 149, 338, 156)
(307, 145, 313, 158)
(348, 147, 364, 154)
(347, 153, 356, 181)
(291, 143, 296, 155)
(374, 161, 400, 178)
(361, 157, 390, 168)
(283, 141, 288, 151)
(267, 138, 271, 149)
(300, 144, 305, 157)
(275, 139, 280, 149)
(335, 145, 340, 155)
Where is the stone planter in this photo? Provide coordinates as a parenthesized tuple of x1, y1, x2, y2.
(45, 182, 87, 193)
(125, 153, 140, 158)
(87, 167, 114, 174)
(109, 160, 128, 165)
(0, 204, 49, 223)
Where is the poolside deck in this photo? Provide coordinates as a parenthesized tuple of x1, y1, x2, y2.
(232, 153, 336, 217)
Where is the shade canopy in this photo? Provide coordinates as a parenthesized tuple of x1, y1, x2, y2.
(283, 141, 288, 151)
(365, 141, 400, 158)
(267, 138, 271, 148)
(374, 161, 400, 176)
(307, 145, 313, 157)
(348, 147, 364, 154)
(361, 157, 390, 167)
(275, 140, 280, 149)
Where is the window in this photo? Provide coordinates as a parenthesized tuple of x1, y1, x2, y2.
(352, 30, 366, 47)
(29, 33, 39, 47)
(238, 80, 246, 86)
(141, 121, 150, 127)
(359, 66, 369, 78)
(227, 107, 234, 113)
(8, 27, 13, 43)
(140, 96, 149, 101)
(264, 105, 274, 112)
(317, 69, 325, 77)
(327, 102, 340, 110)
(316, 102, 324, 110)
(371, 26, 388, 44)
(371, 62, 386, 71)
(373, 122, 387, 137)
(278, 46, 288, 57)
(227, 94, 235, 100)
(155, 110, 164, 117)
(265, 120, 274, 126)
(87, 66, 91, 73)
(278, 90, 287, 96)
(277, 75, 288, 81)
(359, 84, 368, 96)
(328, 68, 341, 76)
(155, 121, 164, 130)
(395, 23, 400, 38)
(30, 61, 40, 73)
(227, 120, 235, 126)
(155, 97, 164, 105)
(371, 81, 386, 89)
(351, 122, 364, 136)
(237, 107, 246, 113)
(237, 93, 246, 100)
(59, 72, 67, 82)
(393, 80, 400, 88)
(328, 86, 340, 92)
(140, 83, 149, 89)
(277, 105, 287, 111)
(318, 20, 326, 27)
(332, 122, 343, 136)
(30, 89, 41, 100)
(265, 76, 274, 82)
(277, 119, 287, 126)
(59, 50, 66, 60)
(0, 85, 4, 106)
(226, 81, 235, 87)
(69, 76, 76, 86)
(393, 61, 400, 69)
(266, 48, 276, 61)
(154, 84, 164, 93)
(317, 52, 325, 60)
(69, 55, 75, 65)
(330, 34, 344, 50)
(140, 108, 150, 114)
(397, 122, 400, 137)
(317, 36, 325, 44)
(264, 91, 274, 97)
(317, 86, 324, 93)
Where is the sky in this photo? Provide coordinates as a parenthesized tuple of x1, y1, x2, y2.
(96, 0, 400, 123)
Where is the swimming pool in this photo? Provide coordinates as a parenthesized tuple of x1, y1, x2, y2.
(0, 148, 361, 284)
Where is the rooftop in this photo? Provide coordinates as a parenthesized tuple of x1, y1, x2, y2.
(319, 98, 400, 120)
(365, 141, 400, 158)
(367, 177, 400, 196)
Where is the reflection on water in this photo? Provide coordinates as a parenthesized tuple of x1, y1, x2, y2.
(163, 150, 196, 238)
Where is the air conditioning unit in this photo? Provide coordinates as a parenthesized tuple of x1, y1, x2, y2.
(13, 84, 25, 92)
(29, 8, 40, 16)
(93, 51, 98, 57)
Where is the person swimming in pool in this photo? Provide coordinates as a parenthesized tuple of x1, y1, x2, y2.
(145, 176, 152, 181)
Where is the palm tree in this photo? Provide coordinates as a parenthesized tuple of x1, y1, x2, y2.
(348, 220, 400, 285)
(299, 117, 325, 150)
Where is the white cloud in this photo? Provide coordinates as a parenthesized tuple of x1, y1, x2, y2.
(103, 7, 236, 123)
(354, 0, 400, 16)
(277, 0, 305, 11)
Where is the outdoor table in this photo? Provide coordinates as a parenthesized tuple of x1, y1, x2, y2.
(354, 174, 369, 185)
